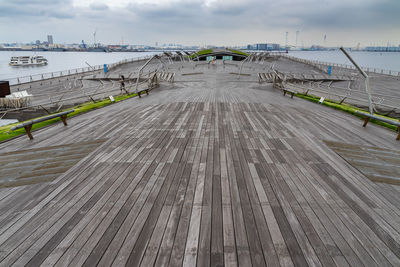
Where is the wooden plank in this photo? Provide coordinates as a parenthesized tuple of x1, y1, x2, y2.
(223, 111, 252, 267)
(182, 109, 210, 266)
(312, 163, 400, 259)
(24, 162, 132, 266)
(0, 159, 110, 263)
(210, 105, 224, 267)
(167, 119, 206, 266)
(53, 111, 184, 266)
(286, 162, 362, 266)
(125, 132, 196, 266)
(225, 115, 266, 267)
(194, 104, 215, 267)
(233, 114, 281, 267)
(0, 161, 117, 266)
(82, 111, 193, 267)
(142, 112, 205, 267)
(276, 163, 344, 266)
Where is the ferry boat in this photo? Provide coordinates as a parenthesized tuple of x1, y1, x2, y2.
(9, 55, 48, 66)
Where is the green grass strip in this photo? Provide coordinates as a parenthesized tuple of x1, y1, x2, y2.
(189, 49, 214, 59)
(228, 49, 249, 56)
(190, 48, 249, 59)
(0, 92, 139, 142)
(295, 93, 399, 131)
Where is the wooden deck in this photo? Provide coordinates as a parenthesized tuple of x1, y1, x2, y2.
(0, 61, 399, 266)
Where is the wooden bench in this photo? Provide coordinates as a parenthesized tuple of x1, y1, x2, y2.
(356, 110, 400, 140)
(137, 89, 149, 98)
(11, 110, 74, 140)
(283, 88, 296, 98)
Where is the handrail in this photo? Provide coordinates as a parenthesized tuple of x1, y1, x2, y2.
(279, 54, 400, 77)
(285, 82, 400, 112)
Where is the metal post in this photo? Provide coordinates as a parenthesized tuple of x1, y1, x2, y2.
(340, 47, 373, 114)
(135, 55, 161, 93)
(238, 54, 252, 79)
(85, 61, 95, 71)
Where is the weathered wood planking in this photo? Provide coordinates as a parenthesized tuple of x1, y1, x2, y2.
(0, 60, 399, 267)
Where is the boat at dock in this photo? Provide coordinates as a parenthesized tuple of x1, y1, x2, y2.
(9, 55, 48, 66)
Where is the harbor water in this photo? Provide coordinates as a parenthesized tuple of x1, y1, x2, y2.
(0, 51, 158, 81)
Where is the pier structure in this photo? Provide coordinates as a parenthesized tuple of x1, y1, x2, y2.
(0, 50, 399, 266)
(2, 51, 400, 119)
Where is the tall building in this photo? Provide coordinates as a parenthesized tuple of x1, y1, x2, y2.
(47, 35, 53, 45)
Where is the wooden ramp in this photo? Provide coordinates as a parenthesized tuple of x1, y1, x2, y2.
(0, 61, 399, 266)
(325, 140, 400, 185)
(0, 102, 399, 266)
(0, 140, 104, 188)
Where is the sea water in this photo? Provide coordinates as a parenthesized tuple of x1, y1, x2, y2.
(0, 51, 158, 81)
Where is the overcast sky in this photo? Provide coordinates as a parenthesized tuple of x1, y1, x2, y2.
(0, 0, 399, 47)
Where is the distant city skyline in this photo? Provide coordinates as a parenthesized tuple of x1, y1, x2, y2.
(1, 0, 399, 47)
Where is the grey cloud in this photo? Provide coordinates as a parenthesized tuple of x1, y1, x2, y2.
(207, 1, 248, 16)
(263, 0, 400, 29)
(0, 0, 399, 45)
(0, 0, 75, 19)
(90, 3, 109, 11)
(127, 1, 203, 20)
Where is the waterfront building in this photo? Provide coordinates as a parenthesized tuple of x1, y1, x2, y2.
(365, 46, 400, 52)
(247, 43, 281, 51)
(47, 35, 53, 45)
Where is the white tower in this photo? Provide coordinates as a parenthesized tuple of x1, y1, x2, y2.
(285, 32, 288, 50)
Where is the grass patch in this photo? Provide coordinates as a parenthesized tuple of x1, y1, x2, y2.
(190, 49, 214, 59)
(189, 48, 249, 59)
(0, 92, 139, 142)
(228, 49, 249, 56)
(295, 93, 399, 131)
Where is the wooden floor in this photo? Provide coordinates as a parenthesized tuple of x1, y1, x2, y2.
(0, 61, 399, 266)
(0, 139, 105, 188)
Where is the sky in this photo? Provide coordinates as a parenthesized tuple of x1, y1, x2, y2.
(0, 0, 399, 47)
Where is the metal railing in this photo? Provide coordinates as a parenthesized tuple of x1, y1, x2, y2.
(285, 81, 400, 115)
(260, 68, 400, 116)
(278, 54, 400, 77)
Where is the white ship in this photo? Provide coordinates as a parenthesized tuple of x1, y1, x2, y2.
(9, 55, 48, 66)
